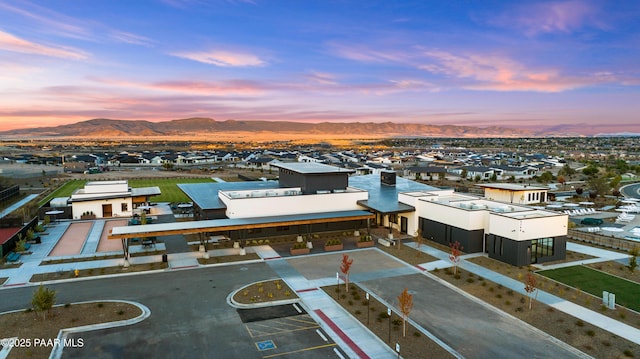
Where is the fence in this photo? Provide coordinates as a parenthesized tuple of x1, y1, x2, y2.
(568, 229, 638, 252)
(1, 216, 38, 258)
(0, 185, 19, 203)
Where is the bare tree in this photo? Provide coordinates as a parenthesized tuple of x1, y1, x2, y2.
(397, 288, 414, 337)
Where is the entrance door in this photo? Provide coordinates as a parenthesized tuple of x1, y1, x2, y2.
(102, 204, 113, 218)
(400, 216, 408, 234)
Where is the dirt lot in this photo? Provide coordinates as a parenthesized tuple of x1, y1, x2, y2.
(322, 284, 454, 359)
(0, 301, 141, 359)
(431, 267, 639, 359)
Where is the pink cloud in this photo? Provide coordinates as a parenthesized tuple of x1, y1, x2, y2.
(0, 29, 87, 59)
(327, 42, 409, 64)
(419, 49, 606, 92)
(0, 1, 91, 40)
(171, 49, 266, 67)
(491, 1, 607, 36)
(109, 30, 155, 47)
(87, 77, 270, 96)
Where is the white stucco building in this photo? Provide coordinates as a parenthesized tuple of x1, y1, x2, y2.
(70, 180, 161, 219)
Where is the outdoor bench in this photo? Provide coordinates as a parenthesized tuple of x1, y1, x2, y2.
(6, 252, 21, 262)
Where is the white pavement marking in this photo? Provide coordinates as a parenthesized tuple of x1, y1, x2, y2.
(316, 329, 328, 342)
(0, 337, 18, 359)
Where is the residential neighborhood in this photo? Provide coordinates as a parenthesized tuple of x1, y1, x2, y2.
(0, 136, 639, 358)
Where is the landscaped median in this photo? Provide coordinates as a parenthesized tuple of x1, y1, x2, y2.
(321, 283, 455, 359)
(30, 262, 168, 282)
(228, 279, 299, 307)
(431, 266, 640, 358)
(0, 300, 149, 359)
(467, 255, 640, 330)
(378, 242, 640, 358)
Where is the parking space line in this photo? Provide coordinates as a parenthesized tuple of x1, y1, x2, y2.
(249, 318, 315, 332)
(285, 316, 317, 325)
(247, 324, 321, 338)
(261, 343, 336, 358)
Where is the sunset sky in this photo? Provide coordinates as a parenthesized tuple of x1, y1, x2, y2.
(1, 0, 639, 135)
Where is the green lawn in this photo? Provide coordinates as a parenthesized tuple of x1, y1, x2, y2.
(128, 178, 214, 203)
(40, 177, 214, 205)
(38, 179, 86, 206)
(538, 265, 639, 311)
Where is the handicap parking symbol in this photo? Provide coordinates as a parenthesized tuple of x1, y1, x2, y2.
(255, 340, 276, 351)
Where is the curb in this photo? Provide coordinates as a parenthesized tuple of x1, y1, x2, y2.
(356, 282, 462, 359)
(226, 278, 300, 309)
(420, 270, 593, 359)
(48, 300, 151, 359)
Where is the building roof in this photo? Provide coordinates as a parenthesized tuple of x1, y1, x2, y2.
(349, 174, 438, 214)
(407, 166, 447, 173)
(109, 210, 374, 239)
(180, 173, 438, 214)
(271, 162, 354, 174)
(131, 187, 162, 197)
(0, 227, 20, 245)
(476, 183, 549, 191)
(178, 181, 280, 210)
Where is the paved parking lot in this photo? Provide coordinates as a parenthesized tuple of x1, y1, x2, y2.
(0, 263, 346, 359)
(240, 306, 344, 358)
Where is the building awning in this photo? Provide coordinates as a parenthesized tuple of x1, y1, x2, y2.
(357, 200, 415, 215)
(108, 210, 374, 240)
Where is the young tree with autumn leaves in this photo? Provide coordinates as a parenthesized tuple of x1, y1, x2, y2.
(524, 272, 538, 310)
(449, 241, 463, 275)
(340, 254, 354, 292)
(397, 288, 413, 337)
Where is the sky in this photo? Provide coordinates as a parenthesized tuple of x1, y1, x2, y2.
(1, 0, 639, 135)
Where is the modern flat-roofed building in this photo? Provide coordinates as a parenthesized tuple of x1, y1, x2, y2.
(71, 180, 161, 219)
(171, 164, 568, 266)
(476, 183, 549, 205)
(412, 192, 567, 265)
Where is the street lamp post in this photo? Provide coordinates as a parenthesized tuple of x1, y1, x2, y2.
(366, 292, 370, 325)
(387, 307, 392, 343)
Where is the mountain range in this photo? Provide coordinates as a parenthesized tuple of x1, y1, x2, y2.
(0, 118, 538, 138)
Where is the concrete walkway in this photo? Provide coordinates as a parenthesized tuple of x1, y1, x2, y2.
(405, 242, 640, 346)
(265, 257, 400, 359)
(0, 194, 38, 218)
(80, 220, 104, 254)
(3, 218, 639, 357)
(532, 242, 631, 270)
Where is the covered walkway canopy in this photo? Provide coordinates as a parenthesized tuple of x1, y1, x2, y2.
(108, 210, 375, 240)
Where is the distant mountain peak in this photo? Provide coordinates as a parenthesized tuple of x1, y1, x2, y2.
(0, 118, 536, 138)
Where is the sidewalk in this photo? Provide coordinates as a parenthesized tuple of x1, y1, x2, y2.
(265, 257, 398, 359)
(531, 242, 631, 270)
(0, 194, 38, 219)
(405, 242, 640, 345)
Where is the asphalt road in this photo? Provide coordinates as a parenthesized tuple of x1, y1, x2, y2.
(1, 263, 341, 359)
(361, 273, 586, 359)
(621, 183, 640, 200)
